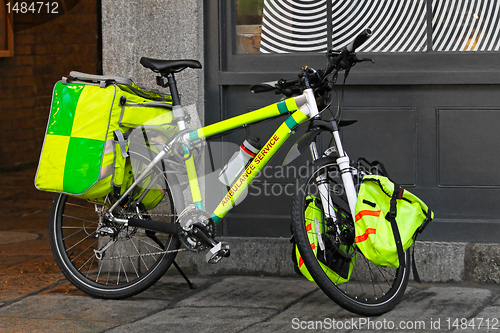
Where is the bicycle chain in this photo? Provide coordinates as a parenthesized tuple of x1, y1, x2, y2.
(99, 247, 186, 261)
(97, 211, 185, 261)
(96, 205, 212, 261)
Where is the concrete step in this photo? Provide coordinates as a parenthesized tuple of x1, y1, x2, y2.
(175, 237, 500, 284)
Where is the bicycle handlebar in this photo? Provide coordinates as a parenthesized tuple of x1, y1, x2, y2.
(346, 29, 372, 53)
(251, 78, 302, 97)
(323, 29, 373, 77)
(251, 29, 373, 95)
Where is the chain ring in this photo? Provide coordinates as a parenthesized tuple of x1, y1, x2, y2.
(177, 206, 215, 252)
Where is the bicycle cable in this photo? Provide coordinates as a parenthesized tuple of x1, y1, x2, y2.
(334, 72, 348, 121)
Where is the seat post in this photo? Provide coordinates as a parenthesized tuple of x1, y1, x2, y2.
(165, 72, 188, 130)
(166, 73, 181, 106)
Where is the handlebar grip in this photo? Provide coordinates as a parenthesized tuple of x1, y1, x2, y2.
(346, 29, 373, 52)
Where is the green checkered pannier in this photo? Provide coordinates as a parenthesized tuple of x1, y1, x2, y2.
(35, 73, 174, 200)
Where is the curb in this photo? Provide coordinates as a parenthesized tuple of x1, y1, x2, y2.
(175, 237, 500, 283)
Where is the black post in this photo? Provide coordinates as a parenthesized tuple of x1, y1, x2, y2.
(167, 73, 181, 106)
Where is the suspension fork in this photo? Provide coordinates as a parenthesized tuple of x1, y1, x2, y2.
(331, 123, 357, 219)
(308, 123, 357, 223)
(309, 141, 338, 224)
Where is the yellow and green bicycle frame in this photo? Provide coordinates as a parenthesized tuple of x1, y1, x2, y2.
(108, 89, 318, 223)
(184, 93, 310, 224)
(107, 87, 360, 233)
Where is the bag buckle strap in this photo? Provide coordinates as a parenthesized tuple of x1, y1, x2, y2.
(416, 209, 433, 234)
(113, 130, 129, 158)
(389, 186, 403, 218)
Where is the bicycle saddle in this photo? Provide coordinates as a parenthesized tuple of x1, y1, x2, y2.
(140, 57, 202, 75)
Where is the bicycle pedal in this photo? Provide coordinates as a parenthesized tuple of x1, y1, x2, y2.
(206, 242, 230, 264)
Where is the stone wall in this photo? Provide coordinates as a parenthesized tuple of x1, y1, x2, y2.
(101, 0, 204, 126)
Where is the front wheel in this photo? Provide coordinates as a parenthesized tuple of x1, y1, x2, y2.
(291, 157, 410, 316)
(49, 148, 184, 299)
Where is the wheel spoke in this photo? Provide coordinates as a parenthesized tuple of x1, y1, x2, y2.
(80, 252, 97, 275)
(50, 148, 181, 298)
(130, 237, 149, 272)
(65, 202, 95, 210)
(62, 214, 99, 224)
(118, 243, 129, 283)
(62, 224, 97, 240)
(65, 231, 97, 252)
(133, 235, 164, 252)
(71, 238, 99, 265)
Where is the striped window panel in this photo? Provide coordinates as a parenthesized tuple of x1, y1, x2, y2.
(432, 0, 500, 51)
(258, 0, 500, 53)
(260, 0, 428, 53)
(260, 0, 329, 53)
(331, 0, 427, 52)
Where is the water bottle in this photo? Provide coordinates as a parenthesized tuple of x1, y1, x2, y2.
(218, 137, 261, 186)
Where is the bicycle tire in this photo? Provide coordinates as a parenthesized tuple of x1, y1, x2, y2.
(49, 146, 184, 299)
(291, 157, 410, 316)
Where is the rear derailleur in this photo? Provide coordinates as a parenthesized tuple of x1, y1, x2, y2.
(93, 224, 120, 260)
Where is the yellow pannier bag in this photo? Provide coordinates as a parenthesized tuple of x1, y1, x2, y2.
(35, 73, 173, 200)
(354, 175, 433, 268)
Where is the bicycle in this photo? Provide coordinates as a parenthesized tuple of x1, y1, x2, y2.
(48, 29, 411, 316)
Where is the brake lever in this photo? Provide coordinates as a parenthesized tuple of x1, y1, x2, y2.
(275, 79, 292, 97)
(275, 78, 304, 97)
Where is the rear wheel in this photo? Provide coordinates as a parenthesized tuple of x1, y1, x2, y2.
(49, 148, 184, 299)
(291, 157, 410, 316)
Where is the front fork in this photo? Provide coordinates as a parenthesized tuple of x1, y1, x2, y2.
(309, 126, 357, 223)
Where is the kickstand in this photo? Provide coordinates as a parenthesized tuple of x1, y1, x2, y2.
(173, 261, 196, 289)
